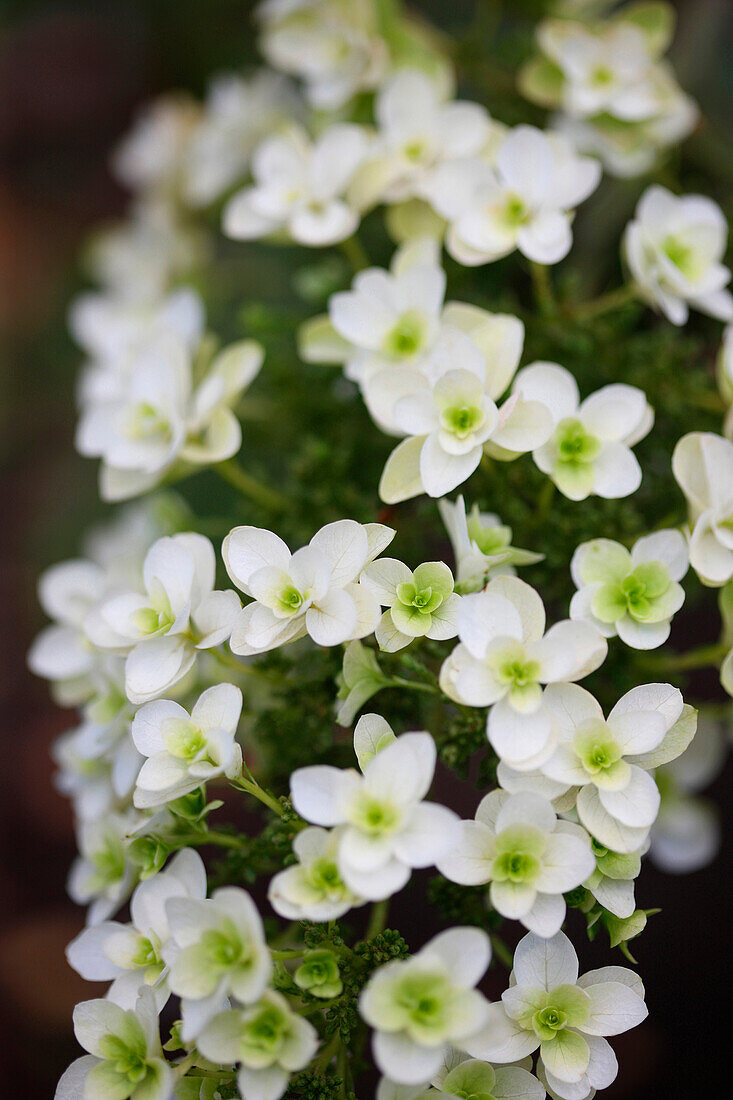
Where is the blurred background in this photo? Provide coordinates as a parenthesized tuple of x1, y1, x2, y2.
(1, 1, 731, 1095)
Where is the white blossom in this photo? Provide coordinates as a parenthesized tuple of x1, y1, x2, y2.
(131, 683, 243, 808)
(375, 329, 554, 502)
(112, 94, 200, 198)
(163, 886, 272, 1041)
(464, 931, 647, 1100)
(223, 519, 394, 654)
(377, 1049, 546, 1099)
(513, 361, 653, 500)
(197, 992, 319, 1100)
(66, 848, 206, 1009)
(440, 575, 607, 770)
(439, 495, 543, 591)
(437, 790, 594, 937)
(223, 122, 370, 247)
(425, 126, 600, 266)
(623, 186, 733, 325)
(359, 927, 492, 1084)
(68, 810, 141, 924)
(85, 533, 240, 704)
(361, 558, 461, 652)
(672, 432, 733, 585)
(290, 718, 459, 900)
(268, 825, 365, 921)
(55, 989, 172, 1100)
(569, 530, 687, 649)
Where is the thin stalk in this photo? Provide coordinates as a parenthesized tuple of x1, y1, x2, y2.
(530, 262, 555, 316)
(563, 283, 638, 322)
(338, 234, 370, 273)
(215, 459, 290, 512)
(386, 676, 439, 695)
(232, 775, 285, 817)
(638, 641, 727, 673)
(365, 898, 389, 939)
(491, 934, 514, 969)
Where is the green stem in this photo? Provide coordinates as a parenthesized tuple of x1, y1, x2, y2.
(387, 676, 439, 695)
(365, 898, 389, 939)
(638, 641, 727, 673)
(563, 283, 639, 322)
(491, 934, 514, 969)
(175, 829, 247, 850)
(269, 948, 304, 960)
(215, 459, 290, 512)
(211, 645, 283, 683)
(232, 775, 285, 817)
(313, 1034, 341, 1073)
(338, 234, 370, 273)
(173, 1052, 198, 1080)
(530, 262, 555, 316)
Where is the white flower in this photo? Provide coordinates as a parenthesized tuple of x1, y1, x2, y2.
(85, 533, 241, 704)
(223, 519, 394, 654)
(583, 843, 643, 920)
(439, 495, 543, 591)
(197, 992, 319, 1100)
(223, 122, 370, 247)
(131, 683, 243, 808)
(539, 682, 696, 852)
(672, 432, 733, 585)
(376, 329, 554, 502)
(55, 989, 172, 1100)
(76, 333, 264, 501)
(464, 931, 647, 1100)
(68, 810, 141, 924)
(163, 886, 272, 1040)
(184, 70, 297, 207)
(257, 0, 388, 109)
(376, 1049, 546, 1099)
(112, 94, 200, 197)
(290, 719, 459, 900)
(302, 237, 447, 386)
(425, 126, 600, 266)
(359, 927, 492, 1084)
(440, 576, 607, 771)
(268, 825, 365, 921)
(513, 361, 653, 500)
(437, 790, 594, 937)
(357, 69, 496, 206)
(623, 185, 733, 325)
(361, 558, 461, 652)
(66, 848, 206, 1009)
(569, 531, 687, 649)
(28, 558, 107, 703)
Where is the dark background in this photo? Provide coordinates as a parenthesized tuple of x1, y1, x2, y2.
(0, 1, 731, 1096)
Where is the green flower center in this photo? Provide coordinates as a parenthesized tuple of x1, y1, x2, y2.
(131, 604, 174, 636)
(308, 857, 345, 894)
(351, 793, 401, 836)
(383, 310, 427, 358)
(534, 1004, 567, 1035)
(163, 718, 208, 761)
(555, 418, 601, 465)
(501, 193, 529, 227)
(574, 722, 623, 774)
(441, 403, 484, 438)
(90, 838, 125, 889)
(395, 972, 451, 1033)
(497, 657, 540, 688)
(98, 1035, 149, 1085)
(592, 65, 614, 86)
(275, 584, 304, 614)
(241, 1005, 289, 1060)
(396, 580, 443, 615)
(492, 825, 545, 884)
(128, 401, 171, 442)
(200, 921, 250, 973)
(662, 234, 699, 279)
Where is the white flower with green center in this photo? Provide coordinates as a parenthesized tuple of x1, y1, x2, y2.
(85, 533, 241, 704)
(377, 1049, 545, 1099)
(27, 557, 108, 703)
(439, 495, 543, 591)
(55, 989, 172, 1100)
(223, 122, 370, 247)
(624, 185, 733, 325)
(361, 558, 461, 652)
(268, 825, 365, 921)
(131, 683, 243, 808)
(356, 69, 496, 207)
(68, 810, 141, 924)
(163, 886, 272, 1041)
(423, 126, 600, 266)
(112, 94, 199, 197)
(437, 790, 594, 937)
(512, 361, 653, 501)
(440, 576, 607, 771)
(66, 848, 206, 1009)
(539, 681, 697, 852)
(375, 329, 554, 502)
(197, 991, 319, 1100)
(294, 949, 343, 999)
(464, 931, 647, 1100)
(290, 719, 459, 900)
(224, 519, 394, 655)
(360, 927, 492, 1084)
(257, 0, 388, 110)
(672, 432, 733, 586)
(570, 531, 687, 649)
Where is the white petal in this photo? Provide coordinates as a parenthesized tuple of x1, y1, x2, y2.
(420, 926, 492, 988)
(222, 526, 291, 595)
(392, 803, 460, 868)
(290, 766, 355, 826)
(373, 1031, 445, 1086)
(597, 766, 660, 828)
(580, 981, 647, 1036)
(513, 929, 579, 989)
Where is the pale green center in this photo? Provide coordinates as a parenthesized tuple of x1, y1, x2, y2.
(350, 793, 401, 836)
(98, 1035, 149, 1084)
(492, 825, 545, 884)
(163, 718, 208, 761)
(555, 418, 601, 466)
(441, 403, 484, 438)
(592, 561, 671, 623)
(200, 919, 251, 976)
(239, 1004, 290, 1062)
(396, 580, 443, 615)
(274, 584, 304, 615)
(90, 837, 125, 890)
(393, 971, 452, 1036)
(574, 722, 623, 774)
(128, 401, 171, 443)
(383, 310, 427, 358)
(662, 234, 700, 279)
(308, 857, 345, 896)
(501, 193, 530, 228)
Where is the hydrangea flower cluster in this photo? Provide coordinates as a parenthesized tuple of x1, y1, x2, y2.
(25, 1, 733, 1096)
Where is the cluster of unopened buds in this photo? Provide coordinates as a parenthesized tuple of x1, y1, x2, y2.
(30, 2, 733, 1098)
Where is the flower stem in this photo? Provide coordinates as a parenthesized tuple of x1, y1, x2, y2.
(215, 459, 290, 512)
(387, 676, 439, 695)
(491, 934, 514, 969)
(338, 234, 370, 273)
(638, 641, 727, 673)
(365, 898, 389, 939)
(530, 262, 555, 316)
(233, 775, 285, 817)
(563, 283, 639, 322)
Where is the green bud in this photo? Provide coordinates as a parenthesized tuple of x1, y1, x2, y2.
(294, 949, 343, 999)
(128, 836, 169, 880)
